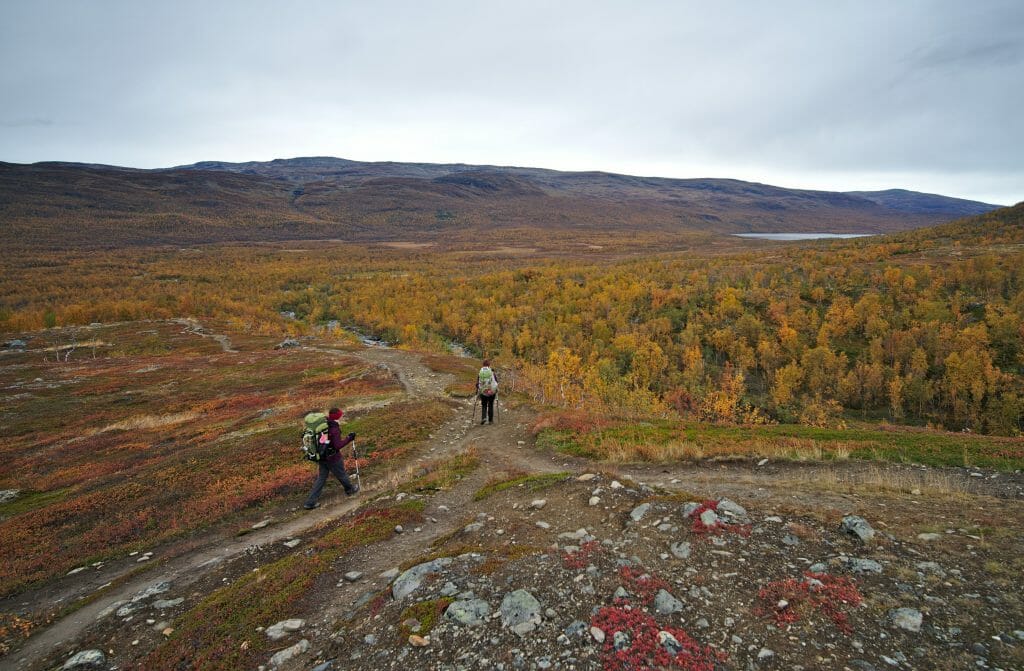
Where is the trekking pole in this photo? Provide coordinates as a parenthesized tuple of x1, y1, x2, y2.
(351, 439, 361, 488)
(472, 394, 478, 424)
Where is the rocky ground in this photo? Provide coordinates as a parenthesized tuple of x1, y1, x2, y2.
(5, 339, 1023, 671)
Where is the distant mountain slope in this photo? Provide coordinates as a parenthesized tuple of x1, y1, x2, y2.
(846, 188, 999, 217)
(0, 157, 1003, 250)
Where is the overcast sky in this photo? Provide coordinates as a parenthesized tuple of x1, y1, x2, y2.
(1, 1, 1021, 204)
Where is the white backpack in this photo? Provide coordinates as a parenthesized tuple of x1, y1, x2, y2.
(478, 367, 498, 396)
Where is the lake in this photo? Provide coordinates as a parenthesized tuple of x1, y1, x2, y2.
(732, 233, 875, 240)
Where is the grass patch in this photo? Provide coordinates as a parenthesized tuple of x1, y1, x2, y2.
(473, 471, 570, 501)
(399, 449, 480, 494)
(0, 488, 71, 518)
(535, 415, 1024, 471)
(398, 597, 453, 639)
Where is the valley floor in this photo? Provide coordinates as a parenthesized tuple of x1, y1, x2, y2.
(2, 333, 1022, 671)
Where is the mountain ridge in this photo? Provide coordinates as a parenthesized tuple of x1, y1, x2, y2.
(0, 157, 1006, 250)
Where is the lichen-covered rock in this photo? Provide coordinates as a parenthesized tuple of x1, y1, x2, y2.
(890, 607, 923, 632)
(841, 515, 875, 542)
(269, 638, 308, 667)
(392, 557, 453, 600)
(445, 598, 491, 626)
(653, 589, 684, 615)
(265, 618, 305, 640)
(500, 589, 542, 636)
(62, 650, 106, 670)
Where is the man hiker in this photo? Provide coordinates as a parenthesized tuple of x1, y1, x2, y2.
(477, 359, 499, 425)
(304, 407, 359, 509)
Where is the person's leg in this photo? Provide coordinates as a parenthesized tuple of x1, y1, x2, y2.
(329, 459, 357, 495)
(304, 463, 330, 507)
(484, 396, 495, 423)
(479, 394, 487, 424)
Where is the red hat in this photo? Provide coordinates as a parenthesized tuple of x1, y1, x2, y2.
(328, 408, 343, 421)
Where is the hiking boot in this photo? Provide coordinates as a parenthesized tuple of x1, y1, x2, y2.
(480, 420, 486, 425)
(347, 484, 360, 496)
(303, 502, 320, 510)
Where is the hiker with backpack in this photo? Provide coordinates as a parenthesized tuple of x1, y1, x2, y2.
(476, 360, 499, 425)
(301, 407, 359, 509)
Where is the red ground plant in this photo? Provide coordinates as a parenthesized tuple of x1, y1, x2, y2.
(617, 566, 670, 605)
(754, 572, 863, 634)
(687, 500, 752, 537)
(590, 605, 726, 671)
(562, 540, 604, 570)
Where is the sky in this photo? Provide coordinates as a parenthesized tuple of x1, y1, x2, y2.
(1, 1, 1021, 205)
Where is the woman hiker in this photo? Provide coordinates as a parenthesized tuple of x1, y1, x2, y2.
(304, 407, 359, 509)
(476, 359, 499, 425)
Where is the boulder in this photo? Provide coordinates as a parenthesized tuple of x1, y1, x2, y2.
(392, 558, 453, 600)
(841, 515, 875, 542)
(445, 598, 491, 626)
(500, 589, 542, 636)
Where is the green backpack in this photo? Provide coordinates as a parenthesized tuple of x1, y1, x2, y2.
(301, 412, 330, 461)
(478, 367, 498, 396)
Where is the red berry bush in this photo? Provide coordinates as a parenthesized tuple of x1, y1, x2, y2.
(754, 572, 863, 634)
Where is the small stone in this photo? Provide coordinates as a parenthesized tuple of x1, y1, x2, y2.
(782, 534, 800, 546)
(659, 630, 684, 655)
(842, 557, 883, 574)
(531, 499, 547, 509)
(890, 607, 923, 632)
(343, 571, 363, 582)
(588, 496, 600, 506)
(536, 521, 551, 530)
(251, 519, 271, 529)
(590, 626, 606, 643)
(380, 568, 400, 580)
(62, 650, 106, 669)
(757, 458, 769, 466)
(841, 515, 875, 542)
(613, 630, 631, 651)
(716, 498, 749, 522)
(446, 598, 492, 626)
(269, 638, 309, 667)
(757, 647, 775, 660)
(699, 509, 719, 527)
(670, 541, 691, 559)
(152, 598, 184, 610)
(394, 525, 404, 534)
(162, 627, 174, 636)
(282, 539, 301, 548)
(363, 634, 378, 645)
(610, 480, 624, 489)
(577, 473, 597, 481)
(916, 532, 942, 541)
(464, 522, 484, 533)
(653, 589, 683, 615)
(265, 618, 305, 640)
(408, 634, 429, 647)
(629, 503, 652, 522)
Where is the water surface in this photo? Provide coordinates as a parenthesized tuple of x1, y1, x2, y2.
(733, 233, 875, 241)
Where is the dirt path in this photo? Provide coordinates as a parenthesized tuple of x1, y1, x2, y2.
(3, 341, 560, 671)
(174, 318, 237, 353)
(7, 334, 1021, 670)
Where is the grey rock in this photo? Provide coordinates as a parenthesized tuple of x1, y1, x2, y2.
(151, 598, 184, 610)
(591, 626, 606, 643)
(653, 589, 684, 615)
(809, 562, 828, 573)
(695, 617, 709, 628)
(531, 499, 547, 509)
(62, 650, 106, 669)
(757, 647, 775, 660)
(116, 601, 144, 618)
(440, 581, 459, 597)
(392, 557, 453, 600)
(613, 586, 629, 599)
(680, 502, 700, 517)
(915, 561, 945, 576)
(613, 630, 631, 651)
(699, 509, 719, 527)
(564, 620, 588, 638)
(363, 634, 377, 645)
(842, 557, 883, 574)
(265, 618, 305, 640)
(916, 532, 942, 541)
(311, 662, 334, 671)
(782, 533, 800, 546)
(500, 589, 542, 636)
(890, 607, 923, 632)
(659, 630, 684, 655)
(0, 489, 19, 504)
(269, 638, 308, 667)
(849, 661, 878, 671)
(669, 541, 691, 559)
(343, 571, 363, 582)
(379, 568, 400, 580)
(446, 598, 492, 626)
(275, 338, 301, 349)
(716, 498, 749, 523)
(464, 522, 484, 533)
(971, 642, 988, 656)
(629, 503, 651, 522)
(841, 515, 875, 542)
